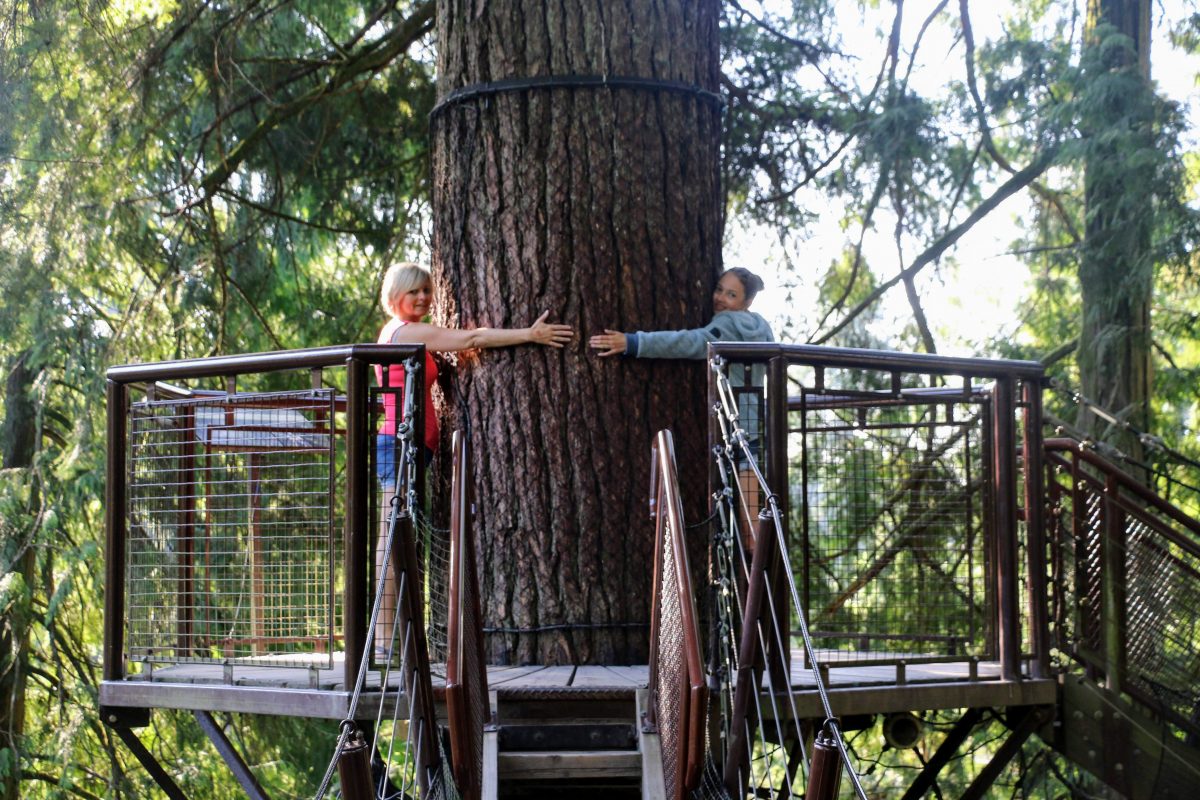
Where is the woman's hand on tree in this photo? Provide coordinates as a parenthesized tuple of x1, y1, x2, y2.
(588, 330, 628, 357)
(529, 311, 574, 347)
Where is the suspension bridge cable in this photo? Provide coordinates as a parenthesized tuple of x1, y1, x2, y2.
(1047, 377, 1200, 473)
(709, 428, 813, 789)
(711, 357, 871, 800)
(314, 359, 421, 800)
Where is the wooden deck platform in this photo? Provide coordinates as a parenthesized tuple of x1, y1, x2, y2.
(99, 650, 1056, 721)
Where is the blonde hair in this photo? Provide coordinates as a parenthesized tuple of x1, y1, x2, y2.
(380, 262, 431, 316)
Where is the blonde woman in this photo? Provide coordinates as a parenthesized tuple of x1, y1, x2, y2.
(374, 262, 572, 655)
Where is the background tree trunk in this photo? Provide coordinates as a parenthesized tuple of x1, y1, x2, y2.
(1, 353, 37, 800)
(431, 0, 722, 664)
(1079, 0, 1153, 475)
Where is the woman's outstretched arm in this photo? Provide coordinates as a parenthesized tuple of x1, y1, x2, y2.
(389, 311, 573, 352)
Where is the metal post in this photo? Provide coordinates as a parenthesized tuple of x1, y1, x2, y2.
(992, 377, 1020, 681)
(1102, 474, 1127, 696)
(193, 711, 270, 800)
(111, 724, 190, 800)
(344, 358, 369, 689)
(959, 707, 1050, 800)
(1021, 379, 1050, 679)
(804, 728, 843, 800)
(104, 379, 127, 682)
(767, 355, 790, 689)
(899, 708, 984, 800)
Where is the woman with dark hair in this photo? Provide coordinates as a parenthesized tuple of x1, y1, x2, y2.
(588, 267, 771, 359)
(589, 267, 774, 547)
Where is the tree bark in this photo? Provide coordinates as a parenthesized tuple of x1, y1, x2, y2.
(1079, 0, 1154, 476)
(431, 0, 721, 664)
(1, 352, 38, 800)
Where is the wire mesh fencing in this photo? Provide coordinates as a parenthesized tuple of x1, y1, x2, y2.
(794, 390, 990, 664)
(1045, 440, 1200, 739)
(649, 431, 708, 800)
(126, 390, 339, 667)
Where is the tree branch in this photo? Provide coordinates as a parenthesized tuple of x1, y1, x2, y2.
(959, 0, 1080, 243)
(814, 144, 1060, 345)
(215, 187, 395, 236)
(198, 0, 434, 196)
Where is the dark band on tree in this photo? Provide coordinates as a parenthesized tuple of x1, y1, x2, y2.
(429, 74, 726, 121)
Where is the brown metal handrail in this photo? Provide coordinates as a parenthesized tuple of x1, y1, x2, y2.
(647, 430, 708, 799)
(709, 341, 1045, 378)
(1044, 438, 1200, 737)
(710, 343, 1048, 681)
(445, 431, 489, 800)
(104, 344, 426, 693)
(106, 344, 424, 383)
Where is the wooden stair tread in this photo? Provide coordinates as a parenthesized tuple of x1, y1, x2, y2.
(498, 750, 642, 779)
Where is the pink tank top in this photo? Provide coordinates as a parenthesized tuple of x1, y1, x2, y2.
(375, 318, 439, 452)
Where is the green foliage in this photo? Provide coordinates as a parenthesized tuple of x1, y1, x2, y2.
(1, 0, 435, 795)
(3, 0, 1200, 796)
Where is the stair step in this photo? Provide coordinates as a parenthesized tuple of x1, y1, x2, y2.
(499, 722, 637, 751)
(498, 750, 642, 780)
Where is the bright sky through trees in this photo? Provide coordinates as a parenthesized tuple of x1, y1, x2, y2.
(737, 0, 1200, 357)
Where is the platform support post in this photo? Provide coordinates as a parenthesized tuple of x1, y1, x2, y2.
(103, 707, 189, 800)
(104, 379, 128, 682)
(344, 357, 369, 689)
(1022, 379, 1050, 679)
(193, 711, 271, 800)
(992, 377, 1021, 680)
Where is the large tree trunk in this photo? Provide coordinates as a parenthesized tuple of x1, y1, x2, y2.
(431, 0, 722, 664)
(1078, 0, 1153, 475)
(1, 353, 37, 800)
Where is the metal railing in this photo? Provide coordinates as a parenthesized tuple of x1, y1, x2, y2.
(1045, 438, 1200, 739)
(707, 342, 1048, 680)
(104, 345, 425, 692)
(445, 431, 489, 800)
(648, 430, 709, 800)
(704, 343, 1050, 799)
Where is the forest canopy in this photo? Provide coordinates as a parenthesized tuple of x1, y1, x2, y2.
(2, 0, 1199, 797)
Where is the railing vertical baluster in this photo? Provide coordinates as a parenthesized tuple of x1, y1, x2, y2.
(344, 357, 369, 690)
(105, 379, 128, 682)
(992, 377, 1020, 681)
(767, 355, 790, 690)
(1102, 474, 1126, 695)
(1022, 379, 1050, 678)
(177, 406, 197, 659)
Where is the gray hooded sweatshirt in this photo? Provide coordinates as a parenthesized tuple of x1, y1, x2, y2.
(625, 310, 774, 358)
(624, 310, 774, 448)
